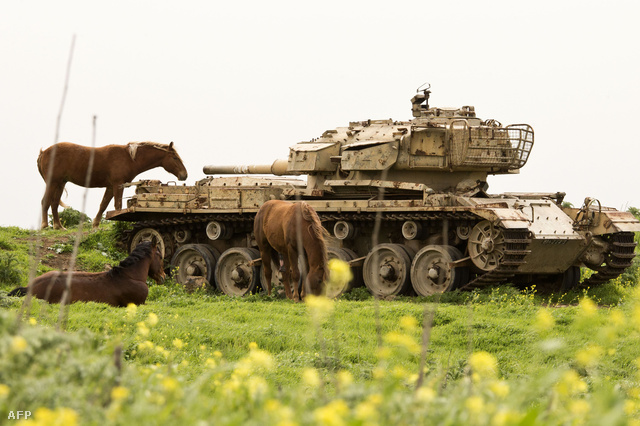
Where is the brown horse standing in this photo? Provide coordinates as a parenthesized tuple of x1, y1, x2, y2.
(254, 200, 328, 301)
(38, 141, 188, 229)
(8, 241, 165, 307)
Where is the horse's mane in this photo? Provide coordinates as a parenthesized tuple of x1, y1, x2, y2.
(300, 202, 328, 267)
(127, 142, 175, 161)
(107, 241, 153, 278)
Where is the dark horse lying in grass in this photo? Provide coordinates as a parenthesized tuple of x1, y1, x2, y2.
(8, 241, 165, 307)
(38, 141, 188, 229)
(254, 200, 328, 301)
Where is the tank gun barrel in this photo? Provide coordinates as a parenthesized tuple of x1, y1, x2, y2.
(203, 159, 289, 176)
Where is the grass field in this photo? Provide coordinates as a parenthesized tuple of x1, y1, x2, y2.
(1, 222, 640, 425)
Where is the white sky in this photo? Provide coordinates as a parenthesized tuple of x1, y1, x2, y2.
(1, 0, 639, 229)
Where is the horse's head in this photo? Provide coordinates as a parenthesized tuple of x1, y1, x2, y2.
(306, 266, 327, 296)
(162, 142, 188, 181)
(148, 240, 166, 284)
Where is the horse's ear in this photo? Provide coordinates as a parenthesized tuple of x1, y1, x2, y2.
(169, 141, 174, 149)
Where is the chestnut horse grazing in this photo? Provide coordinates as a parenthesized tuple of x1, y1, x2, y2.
(254, 200, 328, 301)
(8, 241, 165, 307)
(38, 141, 188, 229)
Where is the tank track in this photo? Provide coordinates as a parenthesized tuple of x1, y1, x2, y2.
(579, 232, 637, 287)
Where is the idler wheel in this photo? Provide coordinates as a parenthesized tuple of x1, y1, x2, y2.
(468, 220, 505, 272)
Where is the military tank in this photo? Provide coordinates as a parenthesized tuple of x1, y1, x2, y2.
(106, 85, 640, 298)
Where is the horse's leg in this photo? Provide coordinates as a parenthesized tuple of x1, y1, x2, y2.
(93, 187, 114, 228)
(40, 184, 53, 229)
(113, 183, 124, 210)
(261, 248, 274, 295)
(288, 251, 302, 302)
(281, 257, 293, 300)
(50, 184, 66, 230)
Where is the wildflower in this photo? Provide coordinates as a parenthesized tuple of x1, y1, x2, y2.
(336, 370, 353, 388)
(489, 380, 510, 398)
(400, 315, 418, 332)
(609, 309, 626, 327)
(0, 384, 9, 398)
(205, 358, 217, 368)
(161, 377, 180, 393)
(306, 295, 335, 322)
(111, 386, 130, 402)
(327, 258, 353, 292)
(554, 370, 588, 397)
(302, 367, 321, 387)
(384, 331, 420, 355)
(31, 407, 79, 426)
(533, 308, 555, 333)
(247, 348, 275, 371)
(249, 341, 258, 350)
(313, 399, 349, 426)
(146, 312, 159, 327)
(246, 376, 268, 400)
(468, 351, 498, 379)
(355, 400, 377, 421)
(28, 317, 37, 326)
(575, 344, 603, 369)
(173, 338, 184, 349)
(415, 386, 436, 403)
(10, 335, 28, 354)
(465, 396, 485, 414)
(578, 297, 598, 317)
(136, 321, 150, 337)
(569, 399, 591, 416)
(126, 303, 137, 319)
(138, 340, 155, 351)
(155, 345, 170, 358)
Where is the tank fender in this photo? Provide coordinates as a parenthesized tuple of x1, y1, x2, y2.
(471, 208, 530, 229)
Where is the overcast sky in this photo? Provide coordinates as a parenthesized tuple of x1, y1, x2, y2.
(1, 0, 638, 229)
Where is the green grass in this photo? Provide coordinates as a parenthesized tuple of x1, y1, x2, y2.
(0, 223, 639, 424)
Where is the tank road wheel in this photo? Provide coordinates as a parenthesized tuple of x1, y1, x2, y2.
(215, 248, 261, 297)
(363, 244, 413, 298)
(170, 244, 219, 291)
(131, 228, 166, 259)
(326, 247, 362, 299)
(468, 220, 505, 272)
(410, 246, 469, 296)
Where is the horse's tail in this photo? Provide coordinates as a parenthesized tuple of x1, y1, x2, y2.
(8, 287, 27, 297)
(37, 148, 45, 180)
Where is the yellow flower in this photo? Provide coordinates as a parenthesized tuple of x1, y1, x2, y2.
(327, 258, 353, 293)
(533, 308, 555, 333)
(609, 309, 626, 327)
(161, 377, 180, 393)
(146, 312, 159, 327)
(489, 380, 510, 398)
(400, 315, 418, 332)
(306, 295, 335, 322)
(468, 351, 498, 379)
(465, 396, 485, 414)
(302, 367, 321, 387)
(0, 384, 9, 398)
(383, 331, 420, 355)
(313, 399, 349, 426)
(205, 358, 217, 368)
(10, 335, 28, 354)
(111, 386, 130, 402)
(337, 370, 353, 388)
(570, 399, 591, 416)
(355, 401, 377, 421)
(31, 407, 78, 426)
(138, 340, 154, 351)
(126, 303, 137, 319)
(554, 370, 588, 397)
(575, 344, 603, 368)
(249, 341, 258, 350)
(28, 318, 37, 326)
(246, 376, 268, 399)
(415, 386, 436, 403)
(136, 321, 150, 337)
(578, 297, 598, 317)
(173, 338, 184, 349)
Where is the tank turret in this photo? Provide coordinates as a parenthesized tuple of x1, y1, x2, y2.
(203, 86, 533, 196)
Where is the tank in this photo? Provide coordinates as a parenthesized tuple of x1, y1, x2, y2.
(106, 85, 640, 298)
